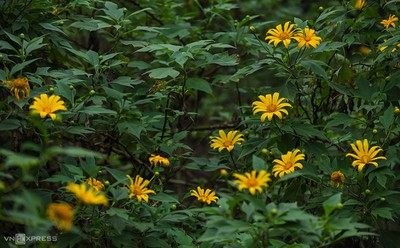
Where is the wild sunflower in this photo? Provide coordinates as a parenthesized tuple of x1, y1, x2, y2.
(379, 39, 400, 52)
(3, 77, 30, 101)
(252, 92, 292, 122)
(86, 178, 105, 191)
(381, 14, 398, 31)
(46, 203, 74, 232)
(265, 21, 300, 48)
(331, 171, 345, 188)
(126, 175, 156, 203)
(272, 149, 305, 178)
(346, 139, 386, 172)
(297, 28, 322, 49)
(29, 94, 67, 120)
(233, 170, 271, 195)
(149, 154, 170, 166)
(66, 182, 108, 206)
(190, 186, 219, 205)
(355, 0, 367, 10)
(210, 130, 245, 152)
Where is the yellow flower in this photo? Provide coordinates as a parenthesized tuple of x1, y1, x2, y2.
(66, 182, 108, 206)
(265, 21, 300, 48)
(2, 77, 30, 101)
(359, 45, 371, 55)
(381, 14, 398, 31)
(210, 130, 244, 152)
(149, 154, 170, 166)
(272, 149, 305, 178)
(220, 169, 229, 177)
(297, 28, 322, 48)
(379, 39, 400, 53)
(190, 186, 219, 205)
(46, 203, 74, 232)
(331, 171, 345, 188)
(252, 92, 292, 122)
(51, 8, 60, 15)
(355, 0, 367, 10)
(346, 139, 387, 172)
(126, 175, 156, 203)
(29, 94, 67, 120)
(233, 170, 271, 195)
(86, 178, 104, 191)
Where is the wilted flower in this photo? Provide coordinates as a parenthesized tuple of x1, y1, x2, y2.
(233, 170, 271, 195)
(47, 203, 74, 232)
(210, 130, 244, 152)
(126, 175, 156, 203)
(296, 28, 322, 48)
(253, 92, 292, 122)
(331, 171, 345, 188)
(29, 94, 67, 120)
(381, 14, 398, 31)
(86, 178, 104, 191)
(149, 154, 170, 166)
(346, 139, 386, 171)
(355, 0, 367, 10)
(265, 21, 300, 48)
(3, 77, 30, 101)
(67, 182, 108, 206)
(272, 149, 305, 178)
(190, 186, 219, 205)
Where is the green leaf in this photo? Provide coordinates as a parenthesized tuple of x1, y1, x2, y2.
(25, 37, 46, 55)
(371, 207, 394, 221)
(300, 59, 329, 81)
(79, 105, 117, 115)
(252, 155, 267, 171)
(10, 58, 40, 76)
(0, 119, 20, 131)
(323, 192, 342, 216)
(47, 147, 104, 158)
(39, 23, 65, 33)
(103, 1, 124, 21)
(145, 67, 180, 79)
(151, 193, 180, 203)
(105, 167, 127, 182)
(107, 208, 129, 220)
(112, 76, 142, 87)
(379, 105, 394, 132)
(186, 77, 213, 94)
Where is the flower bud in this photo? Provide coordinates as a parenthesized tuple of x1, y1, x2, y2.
(104, 180, 110, 186)
(19, 33, 25, 39)
(337, 203, 343, 209)
(89, 90, 96, 95)
(170, 204, 177, 210)
(249, 26, 256, 33)
(394, 107, 400, 115)
(271, 208, 278, 215)
(365, 189, 371, 194)
(49, 87, 55, 93)
(373, 129, 378, 134)
(220, 169, 228, 177)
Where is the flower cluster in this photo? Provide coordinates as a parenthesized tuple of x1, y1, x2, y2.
(265, 21, 322, 49)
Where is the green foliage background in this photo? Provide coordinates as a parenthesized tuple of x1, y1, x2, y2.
(1, 0, 400, 247)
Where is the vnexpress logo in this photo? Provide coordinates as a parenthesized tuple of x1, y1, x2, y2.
(15, 233, 26, 245)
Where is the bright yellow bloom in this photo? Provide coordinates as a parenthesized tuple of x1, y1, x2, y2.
(265, 21, 300, 48)
(233, 170, 271, 195)
(149, 154, 170, 166)
(331, 171, 345, 188)
(126, 175, 156, 203)
(297, 28, 322, 48)
(381, 14, 398, 31)
(210, 130, 244, 152)
(253, 92, 292, 122)
(86, 178, 104, 191)
(190, 186, 219, 205)
(66, 182, 108, 206)
(29, 94, 67, 120)
(355, 0, 367, 10)
(2, 77, 30, 101)
(272, 149, 305, 178)
(346, 139, 387, 172)
(46, 203, 74, 232)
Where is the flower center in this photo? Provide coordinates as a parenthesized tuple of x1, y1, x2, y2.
(14, 79, 28, 88)
(278, 32, 289, 40)
(247, 178, 258, 187)
(267, 104, 277, 112)
(284, 162, 293, 170)
(132, 186, 142, 195)
(360, 154, 371, 163)
(304, 36, 311, 42)
(223, 140, 232, 147)
(43, 107, 52, 114)
(55, 208, 70, 219)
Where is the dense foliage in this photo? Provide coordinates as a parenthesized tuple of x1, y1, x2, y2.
(1, 0, 400, 247)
